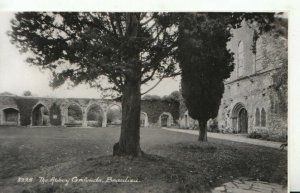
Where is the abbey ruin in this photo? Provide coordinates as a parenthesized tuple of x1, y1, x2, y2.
(0, 95, 179, 128)
(179, 19, 287, 141)
(0, 18, 287, 142)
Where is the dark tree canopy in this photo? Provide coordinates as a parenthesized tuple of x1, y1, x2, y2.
(142, 90, 180, 102)
(9, 12, 180, 95)
(23, 90, 32, 96)
(178, 13, 234, 122)
(177, 13, 275, 141)
(9, 12, 181, 156)
(161, 90, 181, 102)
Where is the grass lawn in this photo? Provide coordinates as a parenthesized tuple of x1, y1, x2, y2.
(0, 126, 287, 193)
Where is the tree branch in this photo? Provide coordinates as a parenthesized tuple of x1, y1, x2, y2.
(141, 15, 155, 26)
(141, 77, 164, 95)
(108, 13, 118, 35)
(115, 13, 124, 36)
(141, 69, 181, 95)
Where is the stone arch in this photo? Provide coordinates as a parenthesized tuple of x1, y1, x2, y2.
(140, 111, 149, 127)
(231, 102, 248, 133)
(107, 103, 122, 125)
(31, 103, 50, 126)
(85, 103, 104, 127)
(0, 107, 20, 125)
(158, 112, 173, 127)
(66, 103, 83, 126)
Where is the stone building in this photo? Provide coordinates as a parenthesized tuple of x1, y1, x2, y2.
(0, 95, 179, 128)
(179, 19, 288, 141)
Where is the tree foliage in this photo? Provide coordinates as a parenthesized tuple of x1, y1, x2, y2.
(68, 104, 83, 121)
(164, 90, 181, 102)
(9, 13, 180, 94)
(178, 13, 234, 134)
(177, 13, 275, 141)
(23, 90, 32, 96)
(142, 90, 181, 102)
(9, 12, 181, 156)
(142, 94, 161, 101)
(269, 18, 288, 115)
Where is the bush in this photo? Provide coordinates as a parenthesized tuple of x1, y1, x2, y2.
(248, 131, 288, 142)
(87, 121, 102, 127)
(207, 119, 219, 133)
(248, 131, 263, 139)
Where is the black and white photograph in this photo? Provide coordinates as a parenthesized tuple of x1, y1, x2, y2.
(0, 1, 294, 192)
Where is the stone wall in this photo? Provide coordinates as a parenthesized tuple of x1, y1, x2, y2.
(0, 95, 179, 127)
(179, 19, 287, 141)
(217, 20, 287, 141)
(141, 100, 179, 126)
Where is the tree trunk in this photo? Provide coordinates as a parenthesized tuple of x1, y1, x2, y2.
(198, 120, 207, 141)
(113, 79, 143, 157)
(113, 13, 143, 157)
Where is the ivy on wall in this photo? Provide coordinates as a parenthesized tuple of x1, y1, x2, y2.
(9, 97, 179, 126)
(141, 100, 179, 123)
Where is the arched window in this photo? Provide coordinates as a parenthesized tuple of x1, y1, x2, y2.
(238, 41, 245, 77)
(255, 108, 260, 126)
(261, 108, 266, 127)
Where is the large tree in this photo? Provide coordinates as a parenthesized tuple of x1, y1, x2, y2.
(9, 12, 180, 156)
(178, 13, 234, 141)
(177, 13, 275, 141)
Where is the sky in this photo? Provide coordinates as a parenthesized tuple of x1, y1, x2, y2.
(0, 12, 180, 98)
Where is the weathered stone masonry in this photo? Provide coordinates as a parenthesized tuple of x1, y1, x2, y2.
(0, 95, 179, 127)
(179, 20, 287, 141)
(219, 20, 287, 141)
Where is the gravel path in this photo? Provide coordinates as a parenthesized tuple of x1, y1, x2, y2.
(162, 127, 284, 149)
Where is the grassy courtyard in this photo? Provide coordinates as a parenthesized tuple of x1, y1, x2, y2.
(0, 126, 287, 193)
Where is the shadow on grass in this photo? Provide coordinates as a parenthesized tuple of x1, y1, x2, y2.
(15, 141, 286, 193)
